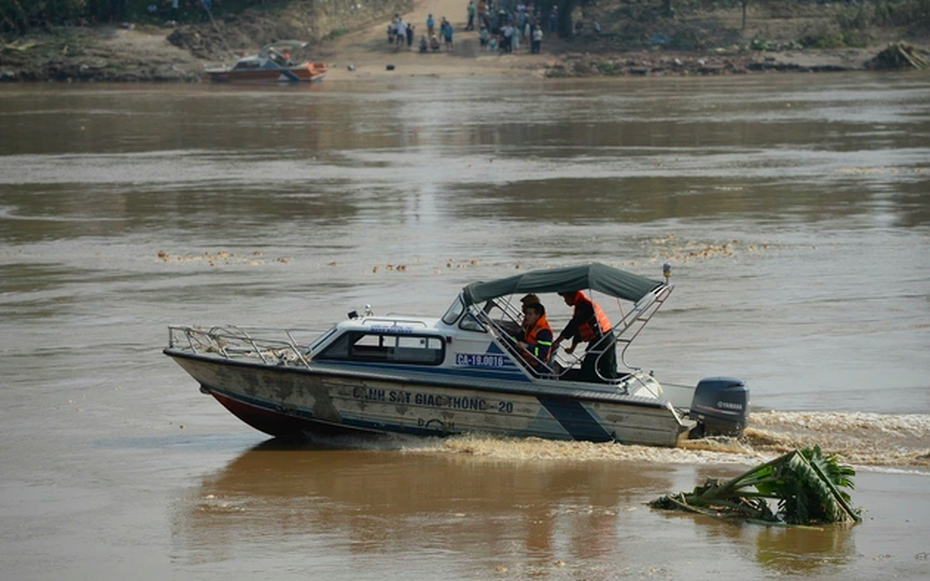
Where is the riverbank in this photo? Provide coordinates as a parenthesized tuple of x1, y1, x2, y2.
(1, 0, 927, 82)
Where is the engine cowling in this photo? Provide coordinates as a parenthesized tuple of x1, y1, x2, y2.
(688, 377, 749, 438)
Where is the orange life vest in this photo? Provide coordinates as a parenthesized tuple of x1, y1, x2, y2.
(574, 292, 612, 342)
(523, 314, 553, 364)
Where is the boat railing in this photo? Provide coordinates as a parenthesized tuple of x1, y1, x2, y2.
(167, 325, 321, 368)
(612, 284, 674, 371)
(361, 316, 431, 328)
(581, 284, 673, 384)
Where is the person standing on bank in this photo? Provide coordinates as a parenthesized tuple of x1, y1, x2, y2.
(466, 0, 476, 31)
(552, 290, 616, 382)
(531, 24, 543, 54)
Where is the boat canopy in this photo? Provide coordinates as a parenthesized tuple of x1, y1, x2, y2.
(461, 263, 664, 306)
(259, 40, 308, 57)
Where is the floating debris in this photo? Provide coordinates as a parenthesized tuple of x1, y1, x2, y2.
(650, 236, 753, 263)
(156, 250, 280, 267)
(650, 446, 861, 526)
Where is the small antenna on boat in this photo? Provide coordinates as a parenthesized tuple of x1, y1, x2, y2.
(663, 263, 672, 284)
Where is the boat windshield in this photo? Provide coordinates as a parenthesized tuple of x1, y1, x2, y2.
(441, 295, 465, 325)
(306, 326, 339, 353)
(231, 58, 262, 70)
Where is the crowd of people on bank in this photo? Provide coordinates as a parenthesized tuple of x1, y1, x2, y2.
(388, 0, 558, 56)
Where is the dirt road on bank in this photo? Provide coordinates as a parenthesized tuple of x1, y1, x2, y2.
(319, 0, 556, 81)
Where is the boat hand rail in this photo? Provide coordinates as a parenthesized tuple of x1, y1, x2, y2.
(612, 284, 674, 371)
(167, 325, 317, 368)
(361, 316, 430, 328)
(582, 285, 672, 383)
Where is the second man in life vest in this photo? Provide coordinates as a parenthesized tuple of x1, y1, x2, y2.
(552, 290, 617, 383)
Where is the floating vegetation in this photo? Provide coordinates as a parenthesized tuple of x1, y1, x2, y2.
(650, 446, 862, 526)
(648, 234, 767, 263)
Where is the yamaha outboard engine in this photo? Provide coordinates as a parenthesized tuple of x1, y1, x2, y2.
(688, 377, 749, 438)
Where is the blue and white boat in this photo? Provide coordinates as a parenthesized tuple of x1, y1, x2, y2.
(164, 263, 749, 447)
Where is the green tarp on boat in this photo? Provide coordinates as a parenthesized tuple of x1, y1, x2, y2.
(462, 263, 664, 306)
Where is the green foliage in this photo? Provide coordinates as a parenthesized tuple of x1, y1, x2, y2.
(0, 0, 270, 32)
(825, 0, 930, 31)
(866, 0, 930, 28)
(594, 60, 619, 75)
(750, 37, 802, 51)
(324, 27, 348, 42)
(650, 446, 862, 526)
(799, 29, 871, 49)
(668, 27, 704, 50)
(2, 0, 87, 32)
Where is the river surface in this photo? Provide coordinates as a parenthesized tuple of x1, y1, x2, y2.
(1, 73, 929, 580)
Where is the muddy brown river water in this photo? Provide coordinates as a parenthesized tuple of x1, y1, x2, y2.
(1, 74, 929, 580)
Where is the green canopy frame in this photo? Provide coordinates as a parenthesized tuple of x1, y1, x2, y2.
(461, 263, 664, 306)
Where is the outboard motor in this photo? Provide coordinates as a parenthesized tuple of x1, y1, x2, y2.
(688, 377, 749, 438)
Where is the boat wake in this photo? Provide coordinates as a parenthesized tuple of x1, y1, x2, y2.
(742, 411, 930, 468)
(397, 411, 930, 472)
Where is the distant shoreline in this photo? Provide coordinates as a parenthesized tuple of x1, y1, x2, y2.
(1, 3, 926, 83)
(0, 26, 895, 83)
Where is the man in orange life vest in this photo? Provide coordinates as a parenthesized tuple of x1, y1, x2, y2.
(514, 300, 553, 372)
(552, 290, 617, 382)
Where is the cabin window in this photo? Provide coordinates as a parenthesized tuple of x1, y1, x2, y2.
(316, 332, 445, 366)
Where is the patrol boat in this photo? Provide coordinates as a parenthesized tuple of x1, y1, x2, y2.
(163, 263, 749, 447)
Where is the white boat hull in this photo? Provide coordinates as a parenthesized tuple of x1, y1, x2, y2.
(168, 353, 693, 447)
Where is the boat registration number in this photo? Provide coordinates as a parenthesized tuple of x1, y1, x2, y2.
(455, 354, 508, 367)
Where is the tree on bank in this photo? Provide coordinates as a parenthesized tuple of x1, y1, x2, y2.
(2, 0, 89, 33)
(538, 0, 930, 44)
(1, 0, 253, 33)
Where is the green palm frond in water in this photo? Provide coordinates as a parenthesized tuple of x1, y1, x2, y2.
(650, 446, 861, 526)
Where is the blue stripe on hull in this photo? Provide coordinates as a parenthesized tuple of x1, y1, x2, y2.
(537, 397, 614, 442)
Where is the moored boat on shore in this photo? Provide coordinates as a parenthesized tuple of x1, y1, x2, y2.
(206, 41, 327, 83)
